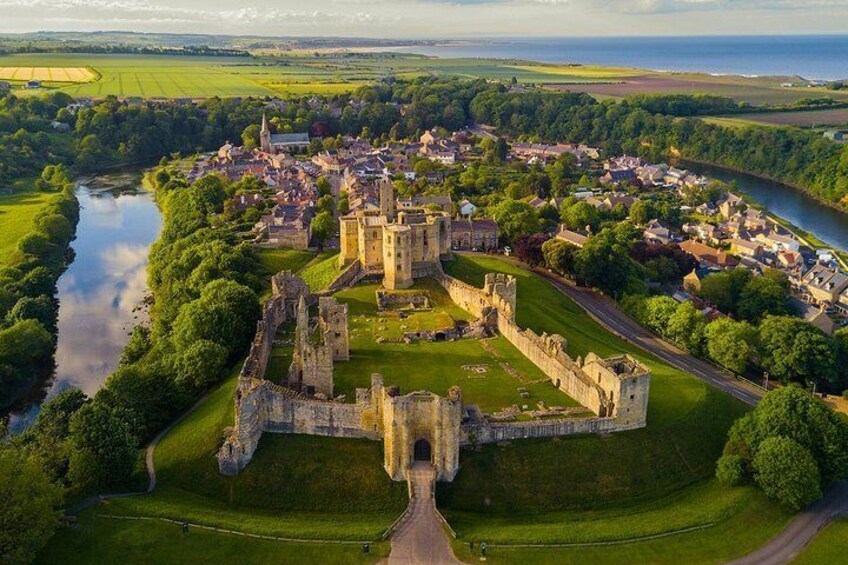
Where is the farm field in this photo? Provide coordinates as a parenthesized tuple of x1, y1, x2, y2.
(4, 51, 836, 104)
(0, 190, 52, 267)
(549, 72, 848, 105)
(0, 66, 95, 83)
(708, 107, 848, 128)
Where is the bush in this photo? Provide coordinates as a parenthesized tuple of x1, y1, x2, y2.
(716, 454, 746, 486)
(753, 437, 821, 511)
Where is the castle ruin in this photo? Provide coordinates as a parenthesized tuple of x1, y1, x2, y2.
(218, 268, 651, 482)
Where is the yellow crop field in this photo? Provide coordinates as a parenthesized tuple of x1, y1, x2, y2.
(0, 66, 96, 83)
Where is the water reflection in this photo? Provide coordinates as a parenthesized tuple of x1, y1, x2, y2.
(7, 174, 162, 431)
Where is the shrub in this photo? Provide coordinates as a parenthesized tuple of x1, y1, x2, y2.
(753, 437, 821, 511)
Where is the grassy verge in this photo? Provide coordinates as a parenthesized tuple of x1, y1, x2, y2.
(37, 510, 388, 565)
(450, 489, 788, 565)
(152, 366, 407, 524)
(0, 189, 52, 266)
(794, 517, 848, 564)
(255, 248, 314, 278)
(300, 250, 341, 291)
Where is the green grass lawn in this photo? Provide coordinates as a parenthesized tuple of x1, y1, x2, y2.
(794, 517, 848, 564)
(331, 279, 583, 413)
(0, 190, 51, 267)
(37, 510, 388, 565)
(435, 255, 790, 559)
(300, 251, 341, 291)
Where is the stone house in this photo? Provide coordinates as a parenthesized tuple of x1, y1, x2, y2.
(450, 218, 499, 251)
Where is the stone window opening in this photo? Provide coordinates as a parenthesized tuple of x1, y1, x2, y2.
(413, 438, 432, 462)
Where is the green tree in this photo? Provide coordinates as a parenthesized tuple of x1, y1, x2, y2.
(753, 437, 822, 511)
(241, 124, 260, 150)
(542, 238, 579, 278)
(491, 199, 540, 244)
(628, 199, 654, 226)
(666, 301, 707, 354)
(311, 211, 336, 245)
(68, 401, 138, 491)
(317, 176, 332, 196)
(576, 228, 639, 296)
(704, 318, 757, 374)
(175, 340, 228, 391)
(759, 316, 838, 387)
(0, 446, 62, 565)
(698, 268, 752, 315)
(559, 201, 600, 232)
(643, 296, 679, 335)
(737, 270, 791, 323)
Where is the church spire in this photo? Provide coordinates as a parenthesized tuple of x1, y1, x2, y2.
(260, 112, 271, 153)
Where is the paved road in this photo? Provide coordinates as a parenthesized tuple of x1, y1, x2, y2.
(384, 463, 461, 565)
(727, 481, 848, 565)
(530, 266, 764, 406)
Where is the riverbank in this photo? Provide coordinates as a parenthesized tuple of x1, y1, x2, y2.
(5, 172, 162, 432)
(681, 158, 848, 216)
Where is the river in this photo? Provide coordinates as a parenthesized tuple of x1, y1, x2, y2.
(683, 162, 848, 254)
(6, 172, 162, 432)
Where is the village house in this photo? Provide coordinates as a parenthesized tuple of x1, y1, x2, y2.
(718, 193, 745, 219)
(682, 221, 722, 245)
(755, 230, 800, 253)
(680, 239, 739, 270)
(555, 226, 589, 248)
(600, 168, 637, 186)
(643, 219, 674, 245)
(458, 199, 478, 217)
(256, 204, 315, 250)
(800, 263, 848, 304)
(230, 193, 264, 212)
(450, 218, 499, 251)
(730, 238, 764, 258)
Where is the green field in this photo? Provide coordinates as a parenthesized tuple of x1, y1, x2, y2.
(38, 510, 388, 565)
(0, 190, 52, 267)
(794, 518, 848, 564)
(331, 279, 584, 413)
(432, 254, 791, 562)
(4, 51, 840, 105)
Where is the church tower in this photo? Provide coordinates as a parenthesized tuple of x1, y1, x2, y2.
(260, 113, 272, 153)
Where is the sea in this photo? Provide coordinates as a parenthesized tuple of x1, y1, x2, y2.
(394, 35, 848, 80)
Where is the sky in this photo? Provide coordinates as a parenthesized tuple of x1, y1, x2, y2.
(2, 0, 848, 38)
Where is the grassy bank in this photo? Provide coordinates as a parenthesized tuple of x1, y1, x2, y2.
(0, 190, 52, 266)
(794, 518, 848, 564)
(436, 254, 790, 560)
(38, 510, 388, 565)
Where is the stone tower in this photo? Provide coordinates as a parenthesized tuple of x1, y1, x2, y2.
(319, 297, 350, 361)
(383, 224, 413, 290)
(288, 296, 334, 398)
(260, 113, 272, 153)
(379, 179, 395, 219)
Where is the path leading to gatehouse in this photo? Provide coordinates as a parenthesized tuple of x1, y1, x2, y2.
(384, 463, 462, 565)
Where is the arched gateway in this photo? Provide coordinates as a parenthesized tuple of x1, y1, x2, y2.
(413, 439, 432, 462)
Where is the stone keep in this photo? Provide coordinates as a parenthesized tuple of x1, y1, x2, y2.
(338, 179, 451, 290)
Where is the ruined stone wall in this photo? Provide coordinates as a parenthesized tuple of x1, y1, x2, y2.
(462, 414, 640, 445)
(496, 316, 609, 416)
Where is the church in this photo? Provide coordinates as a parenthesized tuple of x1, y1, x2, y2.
(339, 180, 452, 290)
(260, 114, 310, 153)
